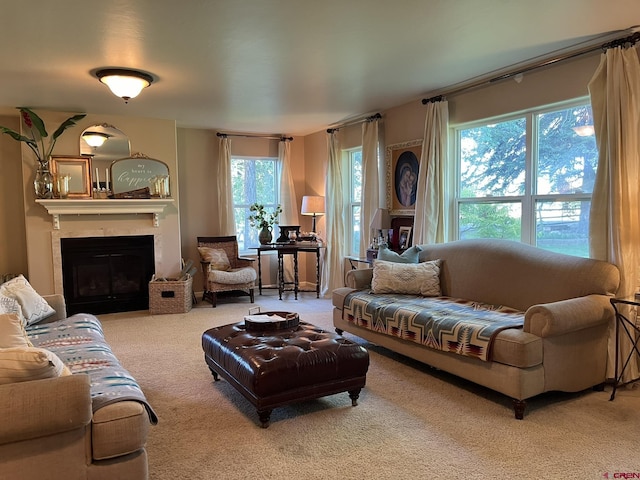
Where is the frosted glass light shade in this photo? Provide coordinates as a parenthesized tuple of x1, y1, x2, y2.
(82, 132, 110, 148)
(96, 69, 153, 102)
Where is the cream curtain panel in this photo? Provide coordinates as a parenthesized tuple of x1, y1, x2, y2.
(278, 139, 298, 280)
(588, 44, 640, 382)
(413, 100, 448, 245)
(217, 135, 236, 235)
(359, 118, 380, 256)
(321, 131, 345, 295)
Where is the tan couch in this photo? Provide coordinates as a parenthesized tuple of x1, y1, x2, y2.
(0, 294, 151, 480)
(332, 239, 620, 418)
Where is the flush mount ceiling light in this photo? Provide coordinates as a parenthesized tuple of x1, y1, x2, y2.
(82, 131, 110, 148)
(95, 68, 154, 103)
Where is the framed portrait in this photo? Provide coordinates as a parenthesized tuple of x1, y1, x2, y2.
(50, 156, 92, 198)
(398, 226, 412, 250)
(385, 139, 422, 215)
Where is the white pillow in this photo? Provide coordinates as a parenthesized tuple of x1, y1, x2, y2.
(371, 259, 442, 296)
(0, 347, 70, 385)
(0, 313, 33, 348)
(0, 275, 55, 327)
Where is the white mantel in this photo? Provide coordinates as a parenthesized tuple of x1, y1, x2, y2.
(36, 198, 175, 229)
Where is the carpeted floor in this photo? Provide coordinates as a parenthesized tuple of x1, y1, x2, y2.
(98, 292, 640, 480)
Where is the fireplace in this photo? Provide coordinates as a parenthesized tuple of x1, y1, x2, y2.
(61, 235, 155, 315)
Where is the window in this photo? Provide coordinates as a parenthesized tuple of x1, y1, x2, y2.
(231, 156, 279, 251)
(345, 148, 362, 256)
(454, 100, 598, 257)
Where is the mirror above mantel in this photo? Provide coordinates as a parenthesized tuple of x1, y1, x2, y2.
(80, 124, 130, 162)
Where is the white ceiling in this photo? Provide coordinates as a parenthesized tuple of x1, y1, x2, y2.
(0, 0, 638, 136)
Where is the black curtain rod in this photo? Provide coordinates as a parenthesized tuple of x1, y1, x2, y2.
(422, 27, 640, 105)
(327, 112, 381, 134)
(216, 132, 293, 141)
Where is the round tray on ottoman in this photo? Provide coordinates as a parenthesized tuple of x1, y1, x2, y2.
(243, 311, 299, 332)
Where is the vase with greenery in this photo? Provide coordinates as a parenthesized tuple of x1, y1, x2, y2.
(0, 107, 86, 199)
(248, 203, 282, 245)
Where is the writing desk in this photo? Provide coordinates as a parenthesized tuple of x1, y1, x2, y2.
(251, 243, 324, 300)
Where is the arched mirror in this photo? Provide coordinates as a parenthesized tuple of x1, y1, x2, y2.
(79, 124, 130, 162)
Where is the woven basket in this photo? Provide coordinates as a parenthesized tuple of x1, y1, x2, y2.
(149, 275, 193, 315)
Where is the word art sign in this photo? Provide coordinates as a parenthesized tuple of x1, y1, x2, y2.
(110, 156, 170, 196)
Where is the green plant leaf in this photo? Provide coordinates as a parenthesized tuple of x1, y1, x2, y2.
(19, 107, 48, 137)
(0, 127, 37, 147)
(51, 113, 86, 141)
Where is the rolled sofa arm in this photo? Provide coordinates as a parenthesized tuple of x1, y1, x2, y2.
(0, 374, 92, 445)
(43, 294, 67, 322)
(524, 294, 614, 338)
(345, 268, 373, 289)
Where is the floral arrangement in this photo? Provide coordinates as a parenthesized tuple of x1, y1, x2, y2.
(0, 107, 86, 167)
(248, 203, 282, 229)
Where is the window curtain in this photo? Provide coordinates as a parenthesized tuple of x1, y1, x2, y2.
(217, 135, 236, 235)
(588, 44, 640, 383)
(278, 139, 298, 281)
(321, 131, 345, 295)
(359, 118, 380, 256)
(413, 100, 448, 245)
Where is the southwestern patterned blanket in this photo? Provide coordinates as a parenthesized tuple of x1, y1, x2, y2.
(27, 314, 158, 424)
(342, 291, 524, 362)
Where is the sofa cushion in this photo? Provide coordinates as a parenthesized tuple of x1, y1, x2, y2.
(0, 313, 33, 348)
(371, 259, 441, 296)
(491, 328, 542, 368)
(378, 245, 422, 263)
(198, 247, 231, 271)
(0, 275, 56, 326)
(92, 401, 151, 460)
(0, 347, 70, 385)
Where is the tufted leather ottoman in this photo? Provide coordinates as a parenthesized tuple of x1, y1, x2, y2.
(202, 321, 369, 427)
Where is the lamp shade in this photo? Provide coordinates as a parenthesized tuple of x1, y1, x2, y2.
(96, 68, 154, 102)
(301, 196, 325, 216)
(82, 132, 110, 148)
(369, 208, 391, 230)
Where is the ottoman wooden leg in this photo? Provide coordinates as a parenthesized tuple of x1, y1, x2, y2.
(258, 409, 272, 428)
(348, 388, 361, 406)
(209, 368, 220, 381)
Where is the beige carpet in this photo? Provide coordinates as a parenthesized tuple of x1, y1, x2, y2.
(98, 293, 640, 480)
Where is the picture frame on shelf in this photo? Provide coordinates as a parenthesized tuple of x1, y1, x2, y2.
(50, 155, 92, 198)
(398, 226, 412, 250)
(385, 139, 423, 215)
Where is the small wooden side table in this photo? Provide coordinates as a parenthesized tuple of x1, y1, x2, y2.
(609, 296, 640, 400)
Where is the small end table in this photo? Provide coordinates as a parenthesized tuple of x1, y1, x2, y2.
(609, 296, 640, 400)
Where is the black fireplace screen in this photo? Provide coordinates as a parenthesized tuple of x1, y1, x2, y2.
(61, 235, 155, 315)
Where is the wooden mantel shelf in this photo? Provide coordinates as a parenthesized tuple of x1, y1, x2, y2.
(36, 198, 175, 229)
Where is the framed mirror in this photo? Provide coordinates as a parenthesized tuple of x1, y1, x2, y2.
(80, 124, 130, 162)
(110, 154, 171, 197)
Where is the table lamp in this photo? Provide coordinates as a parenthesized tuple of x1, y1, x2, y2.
(301, 195, 325, 233)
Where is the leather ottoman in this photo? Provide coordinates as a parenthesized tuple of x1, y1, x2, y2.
(201, 320, 369, 427)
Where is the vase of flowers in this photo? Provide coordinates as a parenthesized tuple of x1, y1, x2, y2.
(0, 107, 86, 199)
(248, 203, 282, 245)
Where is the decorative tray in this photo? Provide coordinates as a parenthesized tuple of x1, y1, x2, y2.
(243, 311, 300, 332)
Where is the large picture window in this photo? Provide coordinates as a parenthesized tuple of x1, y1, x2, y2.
(345, 148, 362, 256)
(454, 100, 598, 257)
(231, 156, 279, 251)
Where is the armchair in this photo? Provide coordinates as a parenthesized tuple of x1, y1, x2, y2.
(197, 236, 257, 307)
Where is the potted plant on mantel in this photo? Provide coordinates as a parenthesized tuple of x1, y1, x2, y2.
(0, 107, 86, 199)
(248, 203, 282, 245)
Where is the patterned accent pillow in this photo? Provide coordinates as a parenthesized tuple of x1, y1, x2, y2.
(0, 346, 71, 385)
(0, 275, 55, 327)
(198, 247, 231, 271)
(0, 313, 33, 348)
(371, 259, 442, 296)
(377, 245, 422, 264)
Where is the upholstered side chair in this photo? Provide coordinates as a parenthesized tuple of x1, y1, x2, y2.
(197, 236, 257, 307)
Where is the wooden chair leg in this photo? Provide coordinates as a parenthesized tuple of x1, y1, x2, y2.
(211, 292, 217, 308)
(250, 288, 255, 303)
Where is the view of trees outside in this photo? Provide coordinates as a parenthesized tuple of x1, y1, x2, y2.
(458, 103, 598, 257)
(349, 149, 362, 255)
(231, 157, 279, 251)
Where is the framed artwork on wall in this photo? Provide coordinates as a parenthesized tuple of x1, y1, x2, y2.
(50, 155, 92, 198)
(385, 139, 422, 215)
(398, 226, 412, 249)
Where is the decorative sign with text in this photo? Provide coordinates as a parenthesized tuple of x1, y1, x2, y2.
(110, 155, 170, 196)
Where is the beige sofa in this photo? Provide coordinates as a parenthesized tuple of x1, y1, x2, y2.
(332, 239, 620, 418)
(0, 294, 152, 480)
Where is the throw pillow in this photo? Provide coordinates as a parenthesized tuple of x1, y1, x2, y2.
(377, 245, 422, 264)
(0, 313, 33, 348)
(198, 247, 231, 271)
(0, 275, 55, 327)
(371, 259, 442, 296)
(0, 346, 70, 385)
